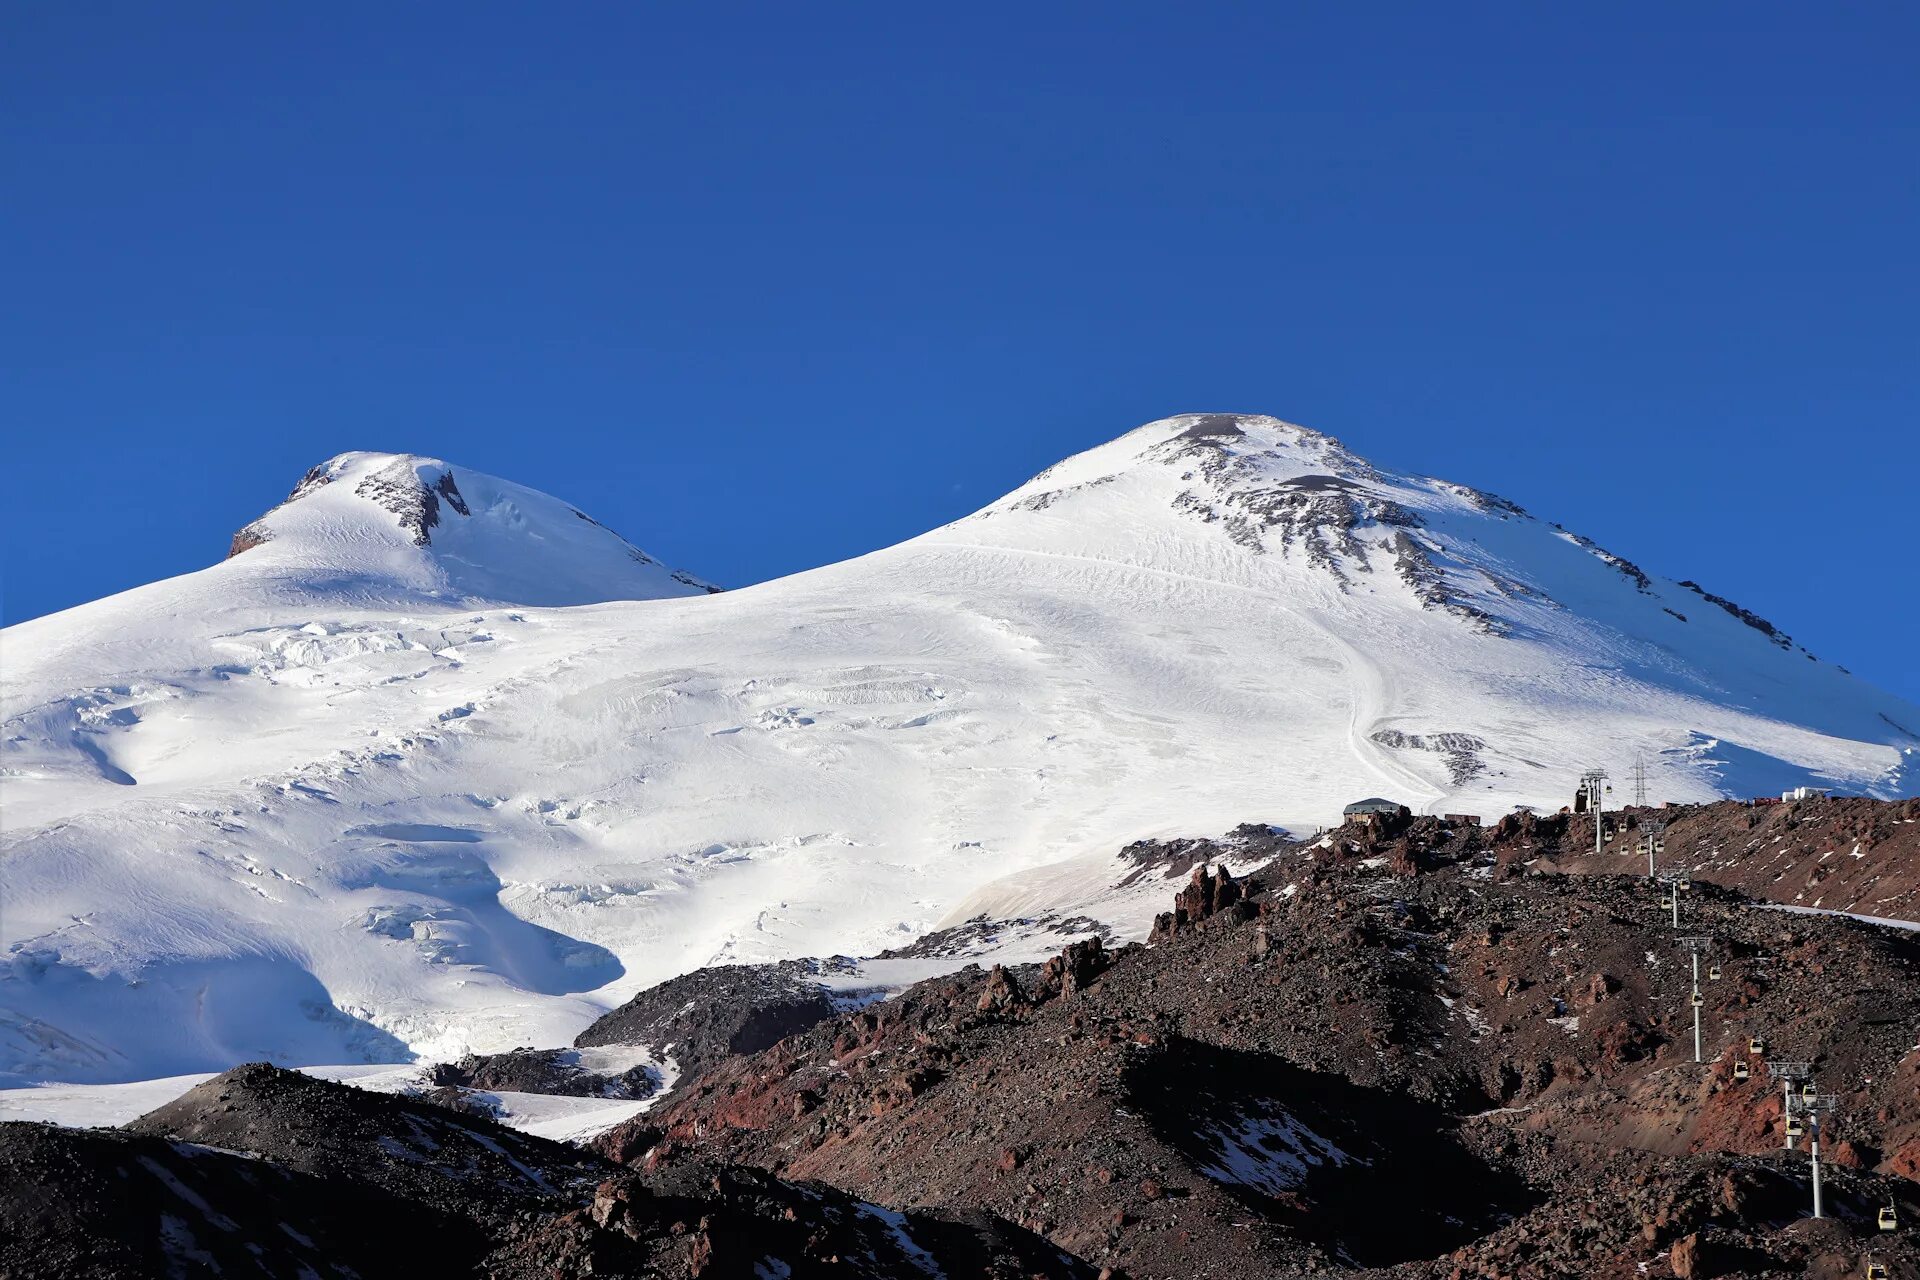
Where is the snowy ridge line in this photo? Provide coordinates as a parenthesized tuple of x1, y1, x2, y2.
(2, 413, 1914, 1085)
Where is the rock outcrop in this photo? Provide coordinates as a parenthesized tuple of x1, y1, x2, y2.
(590, 815, 1920, 1279)
(574, 961, 845, 1080)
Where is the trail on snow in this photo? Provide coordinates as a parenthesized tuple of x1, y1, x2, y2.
(925, 541, 1448, 813)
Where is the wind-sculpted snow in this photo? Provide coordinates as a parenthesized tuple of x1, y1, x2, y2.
(3, 416, 1915, 1086)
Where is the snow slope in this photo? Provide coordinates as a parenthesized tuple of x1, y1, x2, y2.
(4, 417, 1915, 1085)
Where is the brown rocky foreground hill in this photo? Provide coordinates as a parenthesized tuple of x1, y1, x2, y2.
(601, 804, 1920, 1279)
(4, 800, 1917, 1279)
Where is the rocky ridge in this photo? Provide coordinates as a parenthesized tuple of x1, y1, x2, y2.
(8, 801, 1920, 1278)
(594, 805, 1920, 1279)
(573, 959, 854, 1082)
(1, 1063, 1085, 1280)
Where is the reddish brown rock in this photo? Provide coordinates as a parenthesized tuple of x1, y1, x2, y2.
(1038, 937, 1110, 999)
(977, 964, 1027, 1015)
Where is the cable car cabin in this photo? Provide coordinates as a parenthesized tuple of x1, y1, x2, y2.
(1709, 964, 1722, 981)
(1662, 895, 1678, 909)
(1732, 1061, 1750, 1080)
(1786, 1116, 1806, 1138)
(1802, 1082, 1818, 1102)
(1691, 991, 1704, 1007)
(1749, 1038, 1765, 1054)
(1880, 1203, 1898, 1231)
(1866, 1262, 1888, 1280)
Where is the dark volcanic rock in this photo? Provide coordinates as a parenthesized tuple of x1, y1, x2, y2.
(574, 962, 842, 1080)
(1125, 1036, 1535, 1266)
(123, 1062, 607, 1226)
(599, 813, 1920, 1280)
(226, 524, 270, 557)
(1148, 862, 1248, 942)
(431, 1046, 660, 1100)
(485, 1159, 1093, 1280)
(352, 457, 465, 546)
(1036, 935, 1111, 998)
(4, 1074, 1088, 1280)
(1119, 820, 1289, 888)
(0, 1120, 471, 1279)
(976, 963, 1028, 1015)
(224, 463, 335, 559)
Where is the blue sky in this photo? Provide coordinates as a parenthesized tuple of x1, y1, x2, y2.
(5, 4, 1916, 699)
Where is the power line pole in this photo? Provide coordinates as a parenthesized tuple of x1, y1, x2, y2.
(1678, 936, 1712, 1063)
(1631, 754, 1649, 808)
(1581, 769, 1610, 854)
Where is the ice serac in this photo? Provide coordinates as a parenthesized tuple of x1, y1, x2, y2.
(3, 414, 1916, 1086)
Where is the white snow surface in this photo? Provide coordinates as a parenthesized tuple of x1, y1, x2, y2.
(4, 417, 1916, 1085)
(1193, 1108, 1356, 1197)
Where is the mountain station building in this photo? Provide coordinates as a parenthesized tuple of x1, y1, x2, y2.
(1343, 797, 1404, 818)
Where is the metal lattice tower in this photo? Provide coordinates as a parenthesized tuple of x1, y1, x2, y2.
(1631, 755, 1649, 808)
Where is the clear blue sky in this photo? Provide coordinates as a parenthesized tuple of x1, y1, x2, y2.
(5, 4, 1916, 699)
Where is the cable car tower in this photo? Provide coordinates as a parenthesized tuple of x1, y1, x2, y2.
(1580, 769, 1610, 854)
(1657, 871, 1691, 928)
(1767, 1061, 1812, 1150)
(1791, 1091, 1840, 1219)
(1640, 819, 1667, 880)
(1677, 936, 1713, 1062)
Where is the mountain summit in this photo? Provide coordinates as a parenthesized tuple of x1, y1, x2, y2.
(3, 413, 1914, 1084)
(972, 413, 1813, 650)
(225, 451, 718, 607)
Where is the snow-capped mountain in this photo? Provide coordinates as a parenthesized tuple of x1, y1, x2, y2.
(227, 449, 720, 607)
(3, 416, 1914, 1085)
